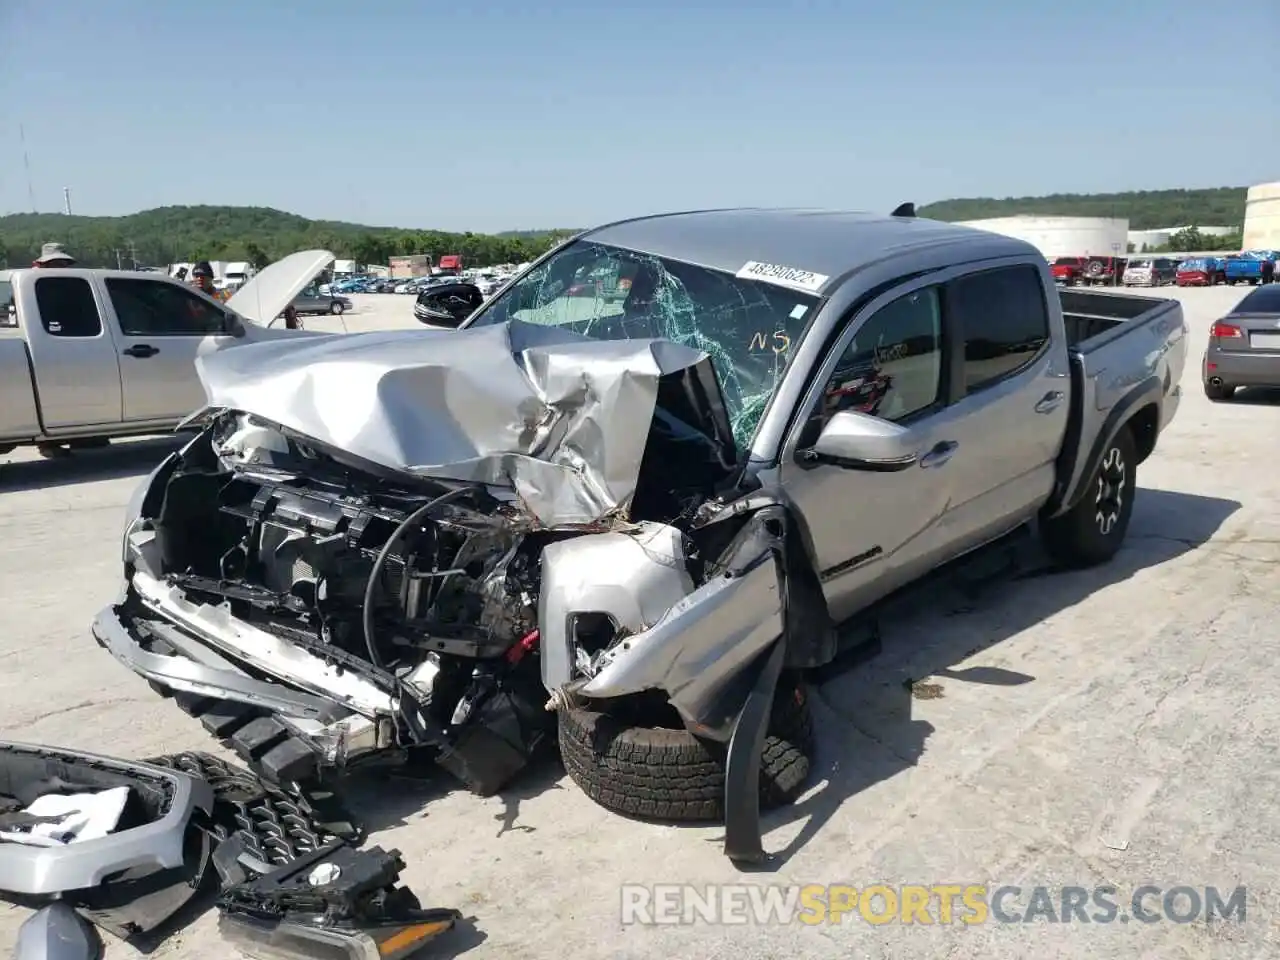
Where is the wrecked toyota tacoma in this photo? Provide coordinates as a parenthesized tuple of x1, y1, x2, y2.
(94, 206, 1187, 862)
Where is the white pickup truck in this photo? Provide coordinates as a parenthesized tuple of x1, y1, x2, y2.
(0, 251, 331, 456)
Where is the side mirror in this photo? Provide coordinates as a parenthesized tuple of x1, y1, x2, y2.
(800, 410, 919, 471)
(414, 282, 484, 328)
(223, 311, 246, 337)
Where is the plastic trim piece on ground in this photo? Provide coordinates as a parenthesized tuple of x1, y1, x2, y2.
(0, 744, 460, 960)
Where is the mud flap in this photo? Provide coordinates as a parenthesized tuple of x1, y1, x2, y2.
(722, 635, 787, 864)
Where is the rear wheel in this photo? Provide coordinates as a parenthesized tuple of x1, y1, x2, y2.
(1204, 381, 1236, 402)
(1041, 426, 1137, 569)
(330, 301, 345, 315)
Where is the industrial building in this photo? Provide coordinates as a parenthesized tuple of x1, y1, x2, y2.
(1243, 181, 1280, 250)
(955, 216, 1128, 259)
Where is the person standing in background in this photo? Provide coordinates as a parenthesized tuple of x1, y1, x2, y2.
(31, 242, 76, 268)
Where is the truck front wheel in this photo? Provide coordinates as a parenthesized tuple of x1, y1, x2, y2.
(558, 679, 813, 822)
(1041, 426, 1137, 568)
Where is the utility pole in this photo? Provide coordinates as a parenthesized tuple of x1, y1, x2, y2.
(19, 124, 36, 213)
(115, 248, 123, 270)
(63, 187, 71, 216)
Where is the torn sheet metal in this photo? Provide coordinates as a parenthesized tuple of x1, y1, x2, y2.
(579, 541, 783, 725)
(192, 319, 709, 527)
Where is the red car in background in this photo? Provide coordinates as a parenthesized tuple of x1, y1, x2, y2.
(1050, 257, 1085, 285)
(1175, 257, 1227, 287)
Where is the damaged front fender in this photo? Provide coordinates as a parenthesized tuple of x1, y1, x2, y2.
(579, 514, 784, 734)
(579, 501, 833, 738)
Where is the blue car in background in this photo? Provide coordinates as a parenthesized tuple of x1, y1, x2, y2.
(1225, 251, 1277, 285)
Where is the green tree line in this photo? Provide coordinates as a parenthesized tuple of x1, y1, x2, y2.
(918, 186, 1247, 230)
(1131, 226, 1244, 254)
(0, 187, 1252, 270)
(0, 205, 578, 270)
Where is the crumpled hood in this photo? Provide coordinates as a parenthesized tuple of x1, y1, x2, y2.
(192, 320, 712, 526)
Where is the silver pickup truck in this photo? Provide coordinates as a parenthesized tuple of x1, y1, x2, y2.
(93, 207, 1186, 863)
(0, 251, 332, 456)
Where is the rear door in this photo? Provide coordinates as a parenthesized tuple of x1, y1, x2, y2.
(101, 275, 234, 422)
(932, 262, 1069, 552)
(23, 273, 124, 429)
(779, 280, 955, 624)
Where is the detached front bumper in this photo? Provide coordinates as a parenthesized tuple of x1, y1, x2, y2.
(92, 589, 396, 784)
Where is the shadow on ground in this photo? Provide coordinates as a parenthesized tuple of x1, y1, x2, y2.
(325, 489, 1240, 868)
(0, 435, 185, 492)
(717, 486, 1240, 868)
(344, 746, 569, 838)
(1229, 386, 1280, 407)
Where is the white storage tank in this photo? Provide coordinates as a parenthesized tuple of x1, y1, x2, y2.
(954, 216, 1129, 259)
(1243, 182, 1280, 250)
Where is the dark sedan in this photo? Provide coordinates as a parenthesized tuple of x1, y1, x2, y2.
(1203, 284, 1280, 400)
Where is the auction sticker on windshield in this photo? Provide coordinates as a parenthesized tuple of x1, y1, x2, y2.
(736, 261, 829, 293)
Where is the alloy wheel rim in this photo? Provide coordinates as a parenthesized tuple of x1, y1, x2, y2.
(1095, 446, 1126, 535)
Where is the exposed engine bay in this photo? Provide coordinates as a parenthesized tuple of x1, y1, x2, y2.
(110, 386, 744, 794)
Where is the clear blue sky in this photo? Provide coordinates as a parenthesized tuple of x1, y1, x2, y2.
(0, 0, 1274, 233)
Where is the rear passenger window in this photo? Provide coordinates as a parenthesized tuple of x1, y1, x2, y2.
(0, 279, 14, 328)
(34, 276, 103, 338)
(948, 265, 1049, 394)
(814, 286, 943, 427)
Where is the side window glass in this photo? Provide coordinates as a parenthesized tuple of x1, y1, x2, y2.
(813, 286, 943, 431)
(948, 265, 1050, 395)
(34, 276, 103, 338)
(106, 279, 226, 336)
(0, 279, 15, 328)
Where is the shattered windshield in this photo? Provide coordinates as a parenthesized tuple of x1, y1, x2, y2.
(466, 240, 819, 446)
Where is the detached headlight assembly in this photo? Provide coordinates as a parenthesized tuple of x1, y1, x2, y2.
(216, 842, 460, 960)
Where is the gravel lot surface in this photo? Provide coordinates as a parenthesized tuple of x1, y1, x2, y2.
(1, 286, 1277, 959)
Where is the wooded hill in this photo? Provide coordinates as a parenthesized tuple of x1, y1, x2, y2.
(0, 186, 1249, 269)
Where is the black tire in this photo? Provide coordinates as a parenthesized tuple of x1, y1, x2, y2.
(330, 300, 345, 315)
(1204, 381, 1236, 402)
(1040, 425, 1137, 569)
(558, 679, 813, 822)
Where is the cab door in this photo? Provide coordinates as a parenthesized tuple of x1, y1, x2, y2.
(776, 281, 956, 624)
(931, 263, 1069, 553)
(100, 275, 235, 422)
(22, 273, 125, 429)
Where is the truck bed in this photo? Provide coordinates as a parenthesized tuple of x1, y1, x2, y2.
(1059, 288, 1178, 351)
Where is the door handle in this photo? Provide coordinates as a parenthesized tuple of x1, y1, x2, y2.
(919, 440, 958, 469)
(1035, 390, 1065, 414)
(122, 344, 159, 358)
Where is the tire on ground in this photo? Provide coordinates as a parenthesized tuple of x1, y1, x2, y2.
(1040, 423, 1137, 569)
(558, 679, 813, 822)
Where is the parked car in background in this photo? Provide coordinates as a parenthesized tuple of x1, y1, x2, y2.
(0, 252, 326, 456)
(1176, 257, 1226, 287)
(1202, 283, 1280, 400)
(1082, 256, 1127, 286)
(1123, 257, 1178, 287)
(291, 284, 352, 315)
(1050, 257, 1086, 286)
(1225, 251, 1277, 286)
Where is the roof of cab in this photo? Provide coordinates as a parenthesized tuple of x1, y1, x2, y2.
(581, 208, 1037, 293)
